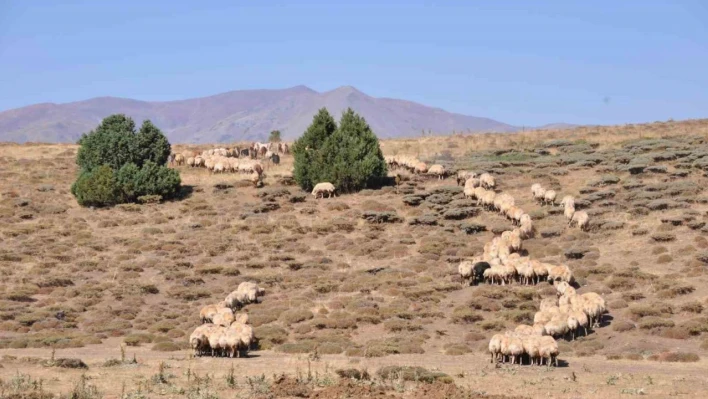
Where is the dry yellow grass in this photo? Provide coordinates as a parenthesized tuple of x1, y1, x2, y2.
(2, 119, 708, 398)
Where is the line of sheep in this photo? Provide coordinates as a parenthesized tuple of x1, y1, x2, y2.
(531, 183, 589, 230)
(384, 155, 449, 180)
(450, 172, 607, 367)
(189, 282, 265, 358)
(488, 281, 607, 367)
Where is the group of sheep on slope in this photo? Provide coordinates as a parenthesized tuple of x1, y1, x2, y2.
(489, 281, 607, 366)
(532, 183, 589, 231)
(189, 282, 265, 358)
(384, 155, 448, 179)
(450, 171, 607, 366)
(458, 171, 569, 287)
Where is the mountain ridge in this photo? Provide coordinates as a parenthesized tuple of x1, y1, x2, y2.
(0, 85, 524, 143)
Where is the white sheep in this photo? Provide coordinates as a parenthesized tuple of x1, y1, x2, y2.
(427, 164, 446, 179)
(480, 173, 495, 189)
(543, 189, 557, 205)
(569, 210, 589, 230)
(312, 182, 336, 199)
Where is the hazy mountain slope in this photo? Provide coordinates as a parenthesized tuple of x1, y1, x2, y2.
(0, 85, 518, 143)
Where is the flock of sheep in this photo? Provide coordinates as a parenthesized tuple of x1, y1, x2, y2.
(532, 183, 589, 231)
(384, 155, 449, 179)
(178, 148, 606, 367)
(451, 171, 606, 367)
(189, 282, 265, 358)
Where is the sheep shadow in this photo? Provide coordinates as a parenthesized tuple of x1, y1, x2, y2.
(555, 359, 570, 368)
(598, 313, 613, 328)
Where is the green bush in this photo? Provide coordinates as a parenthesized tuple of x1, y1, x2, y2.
(76, 115, 170, 171)
(293, 108, 387, 193)
(71, 165, 120, 207)
(72, 114, 180, 207)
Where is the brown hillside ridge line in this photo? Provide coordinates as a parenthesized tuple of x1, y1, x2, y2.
(1, 118, 708, 398)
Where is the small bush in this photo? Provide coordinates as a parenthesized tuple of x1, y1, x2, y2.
(71, 165, 120, 207)
(612, 320, 636, 332)
(649, 352, 699, 363)
(151, 341, 181, 351)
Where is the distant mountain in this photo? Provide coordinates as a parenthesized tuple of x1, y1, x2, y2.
(0, 86, 523, 144)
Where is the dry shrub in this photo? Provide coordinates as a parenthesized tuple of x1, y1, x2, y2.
(649, 352, 699, 362)
(680, 301, 703, 314)
(450, 307, 484, 324)
(660, 327, 691, 340)
(253, 325, 288, 350)
(151, 341, 181, 351)
(443, 343, 471, 355)
(279, 309, 314, 325)
(612, 320, 636, 332)
(657, 284, 695, 299)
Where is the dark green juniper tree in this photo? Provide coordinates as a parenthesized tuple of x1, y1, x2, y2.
(71, 114, 181, 207)
(293, 107, 387, 193)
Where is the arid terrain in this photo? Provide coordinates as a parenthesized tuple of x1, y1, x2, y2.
(2, 119, 708, 398)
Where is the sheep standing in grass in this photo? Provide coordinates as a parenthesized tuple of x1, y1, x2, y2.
(458, 260, 474, 286)
(519, 214, 534, 239)
(547, 264, 573, 284)
(564, 203, 576, 221)
(175, 154, 185, 166)
(207, 326, 227, 357)
(312, 182, 336, 199)
(543, 190, 557, 206)
(532, 184, 546, 203)
(427, 164, 446, 180)
(539, 336, 559, 367)
(480, 173, 495, 189)
(488, 334, 504, 363)
(224, 282, 266, 309)
(414, 162, 428, 174)
(457, 170, 476, 186)
(200, 303, 227, 324)
(560, 195, 575, 209)
(190, 324, 218, 356)
(569, 210, 589, 230)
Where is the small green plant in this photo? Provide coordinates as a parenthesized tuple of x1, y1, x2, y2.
(225, 364, 236, 388)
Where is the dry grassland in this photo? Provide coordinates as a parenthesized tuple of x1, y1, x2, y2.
(2, 119, 708, 398)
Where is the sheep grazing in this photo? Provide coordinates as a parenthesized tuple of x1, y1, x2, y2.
(480, 173, 495, 189)
(414, 162, 428, 174)
(569, 210, 589, 230)
(200, 303, 227, 324)
(564, 203, 576, 221)
(427, 164, 446, 180)
(489, 331, 559, 366)
(519, 214, 534, 239)
(560, 195, 575, 209)
(532, 184, 546, 202)
(175, 153, 185, 166)
(190, 324, 219, 356)
(312, 182, 336, 199)
(456, 170, 476, 186)
(224, 282, 266, 310)
(458, 261, 474, 286)
(547, 264, 573, 284)
(543, 190, 557, 206)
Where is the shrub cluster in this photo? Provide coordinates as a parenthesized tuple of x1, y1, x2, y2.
(71, 114, 180, 207)
(293, 108, 387, 193)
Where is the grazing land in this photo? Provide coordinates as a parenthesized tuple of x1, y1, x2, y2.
(2, 119, 708, 398)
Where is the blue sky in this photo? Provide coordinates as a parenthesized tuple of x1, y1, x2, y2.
(1, 0, 706, 126)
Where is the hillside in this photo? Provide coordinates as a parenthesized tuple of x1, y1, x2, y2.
(2, 119, 708, 398)
(0, 85, 517, 143)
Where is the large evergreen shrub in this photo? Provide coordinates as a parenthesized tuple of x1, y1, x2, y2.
(72, 114, 180, 207)
(293, 108, 387, 193)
